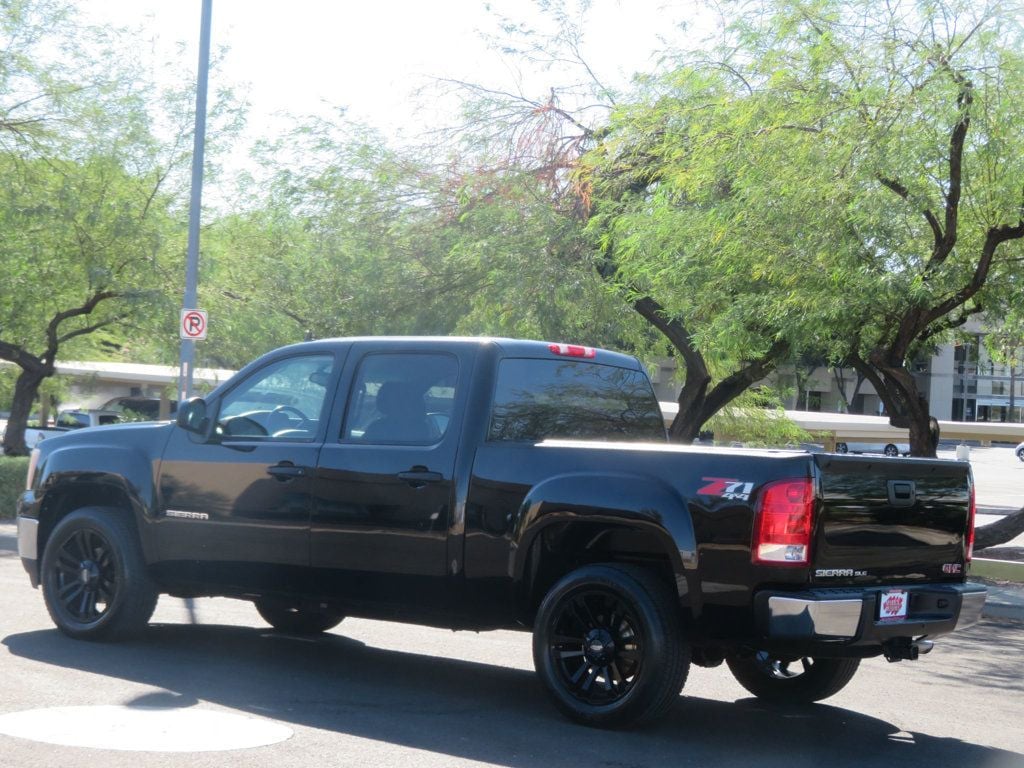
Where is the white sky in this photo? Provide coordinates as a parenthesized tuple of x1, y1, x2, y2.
(83, 1, 696, 149)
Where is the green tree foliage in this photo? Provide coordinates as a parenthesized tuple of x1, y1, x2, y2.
(0, 1, 181, 454)
(578, 0, 1024, 452)
(197, 114, 645, 368)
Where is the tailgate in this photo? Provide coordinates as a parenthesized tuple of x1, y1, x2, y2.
(811, 454, 972, 586)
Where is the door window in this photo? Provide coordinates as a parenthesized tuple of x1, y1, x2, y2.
(343, 353, 458, 445)
(217, 354, 334, 440)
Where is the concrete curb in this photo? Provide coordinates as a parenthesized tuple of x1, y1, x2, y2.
(975, 581, 1024, 623)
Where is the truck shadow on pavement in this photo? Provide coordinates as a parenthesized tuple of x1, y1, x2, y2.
(4, 622, 1021, 768)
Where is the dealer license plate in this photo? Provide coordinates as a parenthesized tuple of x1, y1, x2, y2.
(879, 590, 909, 621)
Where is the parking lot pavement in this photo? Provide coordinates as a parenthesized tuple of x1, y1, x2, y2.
(940, 446, 1024, 514)
(937, 447, 1024, 552)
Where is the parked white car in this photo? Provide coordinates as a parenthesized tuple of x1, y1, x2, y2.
(835, 441, 910, 457)
(6, 409, 122, 449)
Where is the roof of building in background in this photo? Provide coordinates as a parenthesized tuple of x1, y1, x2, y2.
(52, 361, 237, 385)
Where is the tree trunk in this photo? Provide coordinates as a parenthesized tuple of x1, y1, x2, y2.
(975, 506, 1024, 551)
(3, 368, 47, 456)
(669, 372, 711, 442)
(905, 412, 941, 458)
(851, 352, 939, 458)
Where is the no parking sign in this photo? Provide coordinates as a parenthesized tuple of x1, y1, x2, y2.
(180, 309, 208, 340)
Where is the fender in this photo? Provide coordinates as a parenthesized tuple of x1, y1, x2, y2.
(36, 442, 159, 562)
(511, 471, 699, 605)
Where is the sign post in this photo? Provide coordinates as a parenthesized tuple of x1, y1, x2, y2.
(176, 0, 213, 403)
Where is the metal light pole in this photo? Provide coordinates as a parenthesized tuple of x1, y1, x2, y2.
(177, 0, 213, 402)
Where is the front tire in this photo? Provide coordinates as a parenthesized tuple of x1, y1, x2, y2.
(41, 507, 158, 641)
(726, 652, 860, 703)
(884, 444, 899, 457)
(835, 443, 848, 454)
(254, 597, 344, 635)
(1016, 446, 1024, 463)
(532, 564, 690, 728)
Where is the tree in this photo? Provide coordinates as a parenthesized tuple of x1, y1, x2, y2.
(438, 3, 802, 441)
(0, 1, 183, 454)
(681, 0, 1024, 456)
(0, 155, 174, 454)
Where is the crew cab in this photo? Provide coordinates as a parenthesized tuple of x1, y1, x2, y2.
(15, 337, 986, 727)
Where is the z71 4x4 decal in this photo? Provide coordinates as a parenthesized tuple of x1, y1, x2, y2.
(697, 477, 755, 501)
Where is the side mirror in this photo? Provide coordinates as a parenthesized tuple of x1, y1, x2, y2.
(176, 398, 211, 436)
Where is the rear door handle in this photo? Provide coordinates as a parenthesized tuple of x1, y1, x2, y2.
(267, 463, 309, 480)
(887, 479, 916, 507)
(398, 469, 443, 487)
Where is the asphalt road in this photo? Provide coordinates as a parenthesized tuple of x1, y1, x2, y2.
(0, 527, 1021, 768)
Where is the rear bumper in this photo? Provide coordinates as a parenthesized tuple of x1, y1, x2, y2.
(755, 582, 987, 646)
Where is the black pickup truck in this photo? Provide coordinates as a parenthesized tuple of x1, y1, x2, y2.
(15, 337, 986, 727)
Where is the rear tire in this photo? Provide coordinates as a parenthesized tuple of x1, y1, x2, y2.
(726, 652, 860, 703)
(41, 507, 158, 641)
(254, 597, 344, 635)
(1016, 446, 1024, 463)
(884, 444, 899, 457)
(532, 564, 690, 728)
(835, 443, 848, 454)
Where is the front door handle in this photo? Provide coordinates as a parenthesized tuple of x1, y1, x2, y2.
(398, 469, 443, 488)
(267, 462, 309, 481)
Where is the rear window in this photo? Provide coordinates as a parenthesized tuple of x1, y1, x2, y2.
(488, 359, 666, 442)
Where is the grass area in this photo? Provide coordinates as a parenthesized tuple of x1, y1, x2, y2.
(0, 457, 29, 519)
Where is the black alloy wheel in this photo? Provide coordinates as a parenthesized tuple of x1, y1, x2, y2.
(884, 444, 900, 457)
(835, 443, 848, 454)
(548, 587, 643, 706)
(41, 507, 158, 641)
(50, 528, 116, 624)
(533, 564, 690, 728)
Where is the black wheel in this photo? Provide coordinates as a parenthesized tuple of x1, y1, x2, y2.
(532, 564, 690, 728)
(41, 507, 158, 641)
(726, 652, 860, 703)
(254, 597, 344, 635)
(835, 443, 848, 454)
(884, 444, 899, 457)
(1016, 446, 1024, 463)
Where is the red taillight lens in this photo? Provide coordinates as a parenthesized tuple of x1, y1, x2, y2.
(548, 343, 596, 359)
(753, 478, 815, 566)
(966, 483, 976, 562)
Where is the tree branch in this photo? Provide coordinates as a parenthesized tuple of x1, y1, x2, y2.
(44, 290, 118, 361)
(878, 175, 943, 254)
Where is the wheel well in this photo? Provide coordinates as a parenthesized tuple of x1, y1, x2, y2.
(522, 521, 681, 619)
(37, 482, 137, 557)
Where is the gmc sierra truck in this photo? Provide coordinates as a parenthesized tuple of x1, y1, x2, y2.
(15, 337, 986, 727)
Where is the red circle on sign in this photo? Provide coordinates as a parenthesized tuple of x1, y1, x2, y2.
(883, 594, 903, 614)
(182, 310, 206, 338)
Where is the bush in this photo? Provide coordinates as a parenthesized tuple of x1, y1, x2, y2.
(0, 457, 29, 519)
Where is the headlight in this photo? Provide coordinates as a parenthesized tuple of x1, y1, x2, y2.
(26, 448, 40, 490)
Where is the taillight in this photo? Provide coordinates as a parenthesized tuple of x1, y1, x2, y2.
(548, 343, 596, 359)
(966, 483, 976, 562)
(752, 478, 815, 566)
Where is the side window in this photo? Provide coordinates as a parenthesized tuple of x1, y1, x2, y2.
(488, 359, 666, 442)
(344, 353, 458, 445)
(217, 354, 334, 441)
